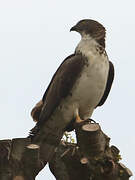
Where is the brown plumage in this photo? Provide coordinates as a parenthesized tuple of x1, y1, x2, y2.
(29, 19, 114, 140)
(31, 100, 43, 122)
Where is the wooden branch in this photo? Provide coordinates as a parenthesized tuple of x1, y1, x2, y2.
(49, 119, 133, 180)
(75, 120, 108, 157)
(0, 140, 12, 179)
(0, 138, 57, 180)
(49, 142, 91, 180)
(0, 120, 132, 180)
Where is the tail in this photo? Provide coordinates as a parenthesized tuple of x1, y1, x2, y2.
(28, 124, 40, 140)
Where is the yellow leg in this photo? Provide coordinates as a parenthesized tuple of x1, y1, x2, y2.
(76, 114, 84, 123)
(75, 109, 84, 123)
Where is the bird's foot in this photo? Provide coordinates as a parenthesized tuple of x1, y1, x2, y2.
(76, 114, 84, 123)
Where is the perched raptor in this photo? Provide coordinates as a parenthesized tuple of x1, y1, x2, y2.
(30, 19, 114, 138)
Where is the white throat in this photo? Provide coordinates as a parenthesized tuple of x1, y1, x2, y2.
(75, 34, 99, 58)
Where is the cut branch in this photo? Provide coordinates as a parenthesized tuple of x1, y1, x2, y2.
(0, 120, 132, 180)
(0, 138, 56, 180)
(75, 120, 108, 157)
(49, 119, 133, 180)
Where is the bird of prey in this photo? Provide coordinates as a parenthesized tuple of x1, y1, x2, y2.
(30, 19, 114, 139)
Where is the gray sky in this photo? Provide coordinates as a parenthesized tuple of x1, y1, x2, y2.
(0, 0, 134, 179)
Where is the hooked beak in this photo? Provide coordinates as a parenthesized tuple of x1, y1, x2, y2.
(70, 25, 77, 32)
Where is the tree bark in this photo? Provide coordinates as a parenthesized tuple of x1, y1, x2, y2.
(0, 120, 132, 180)
(49, 120, 133, 180)
(0, 138, 56, 180)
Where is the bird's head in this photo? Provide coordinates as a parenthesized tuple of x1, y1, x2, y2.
(70, 19, 106, 47)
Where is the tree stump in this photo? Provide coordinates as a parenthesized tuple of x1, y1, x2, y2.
(49, 119, 133, 180)
(0, 120, 133, 180)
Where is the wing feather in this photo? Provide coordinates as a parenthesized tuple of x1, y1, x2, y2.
(30, 54, 87, 136)
(96, 61, 114, 107)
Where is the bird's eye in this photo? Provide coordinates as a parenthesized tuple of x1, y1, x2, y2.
(81, 20, 86, 24)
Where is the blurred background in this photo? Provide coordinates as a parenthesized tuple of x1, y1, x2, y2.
(0, 0, 134, 179)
